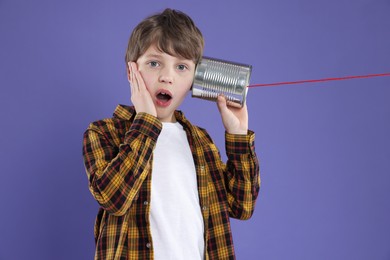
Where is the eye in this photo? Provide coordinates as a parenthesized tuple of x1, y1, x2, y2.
(148, 61, 160, 68)
(177, 64, 188, 71)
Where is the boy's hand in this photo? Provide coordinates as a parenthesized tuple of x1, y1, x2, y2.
(127, 62, 157, 117)
(216, 95, 248, 135)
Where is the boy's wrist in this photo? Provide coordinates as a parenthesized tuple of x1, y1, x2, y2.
(226, 129, 248, 135)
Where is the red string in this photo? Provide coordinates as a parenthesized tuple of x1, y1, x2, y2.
(248, 72, 390, 88)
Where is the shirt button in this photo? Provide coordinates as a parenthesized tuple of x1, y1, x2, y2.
(202, 206, 207, 211)
(143, 201, 149, 206)
(200, 166, 205, 171)
(146, 242, 151, 249)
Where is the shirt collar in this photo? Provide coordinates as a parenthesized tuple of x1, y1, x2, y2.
(112, 104, 188, 125)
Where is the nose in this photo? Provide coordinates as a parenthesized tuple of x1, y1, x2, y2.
(158, 67, 174, 84)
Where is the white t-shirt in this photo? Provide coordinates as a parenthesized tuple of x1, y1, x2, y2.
(150, 122, 204, 260)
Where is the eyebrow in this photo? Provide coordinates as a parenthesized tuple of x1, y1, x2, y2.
(142, 54, 162, 60)
(144, 53, 192, 64)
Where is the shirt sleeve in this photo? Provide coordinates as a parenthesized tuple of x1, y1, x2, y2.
(224, 130, 260, 220)
(82, 113, 162, 216)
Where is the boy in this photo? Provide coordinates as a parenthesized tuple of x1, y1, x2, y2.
(83, 8, 260, 260)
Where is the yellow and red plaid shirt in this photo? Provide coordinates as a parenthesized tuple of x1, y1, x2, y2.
(82, 105, 260, 260)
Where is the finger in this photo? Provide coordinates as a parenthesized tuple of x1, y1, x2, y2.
(130, 63, 141, 89)
(127, 61, 132, 83)
(129, 63, 139, 95)
(131, 62, 142, 92)
(132, 63, 149, 93)
(128, 63, 134, 84)
(131, 62, 138, 84)
(216, 94, 229, 114)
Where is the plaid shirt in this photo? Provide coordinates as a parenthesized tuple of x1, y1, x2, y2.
(82, 105, 260, 260)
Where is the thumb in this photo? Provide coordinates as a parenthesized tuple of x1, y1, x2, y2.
(217, 94, 228, 114)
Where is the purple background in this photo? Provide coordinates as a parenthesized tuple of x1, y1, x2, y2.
(1, 0, 389, 259)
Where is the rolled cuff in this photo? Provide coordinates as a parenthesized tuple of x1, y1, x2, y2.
(225, 130, 256, 155)
(124, 112, 162, 143)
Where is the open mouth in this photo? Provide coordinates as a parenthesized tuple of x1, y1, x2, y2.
(157, 92, 172, 101)
(155, 90, 173, 106)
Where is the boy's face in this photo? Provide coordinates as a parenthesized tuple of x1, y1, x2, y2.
(136, 44, 196, 123)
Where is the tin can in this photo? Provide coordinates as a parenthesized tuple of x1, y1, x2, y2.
(192, 57, 252, 108)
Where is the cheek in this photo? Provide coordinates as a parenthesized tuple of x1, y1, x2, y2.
(176, 81, 193, 99)
(182, 74, 195, 87)
(138, 70, 154, 88)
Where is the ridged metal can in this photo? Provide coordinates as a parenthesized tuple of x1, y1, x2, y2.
(192, 57, 252, 108)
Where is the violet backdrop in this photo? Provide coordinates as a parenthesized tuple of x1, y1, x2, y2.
(0, 0, 389, 259)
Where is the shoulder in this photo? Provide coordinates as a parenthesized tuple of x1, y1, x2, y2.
(85, 105, 135, 140)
